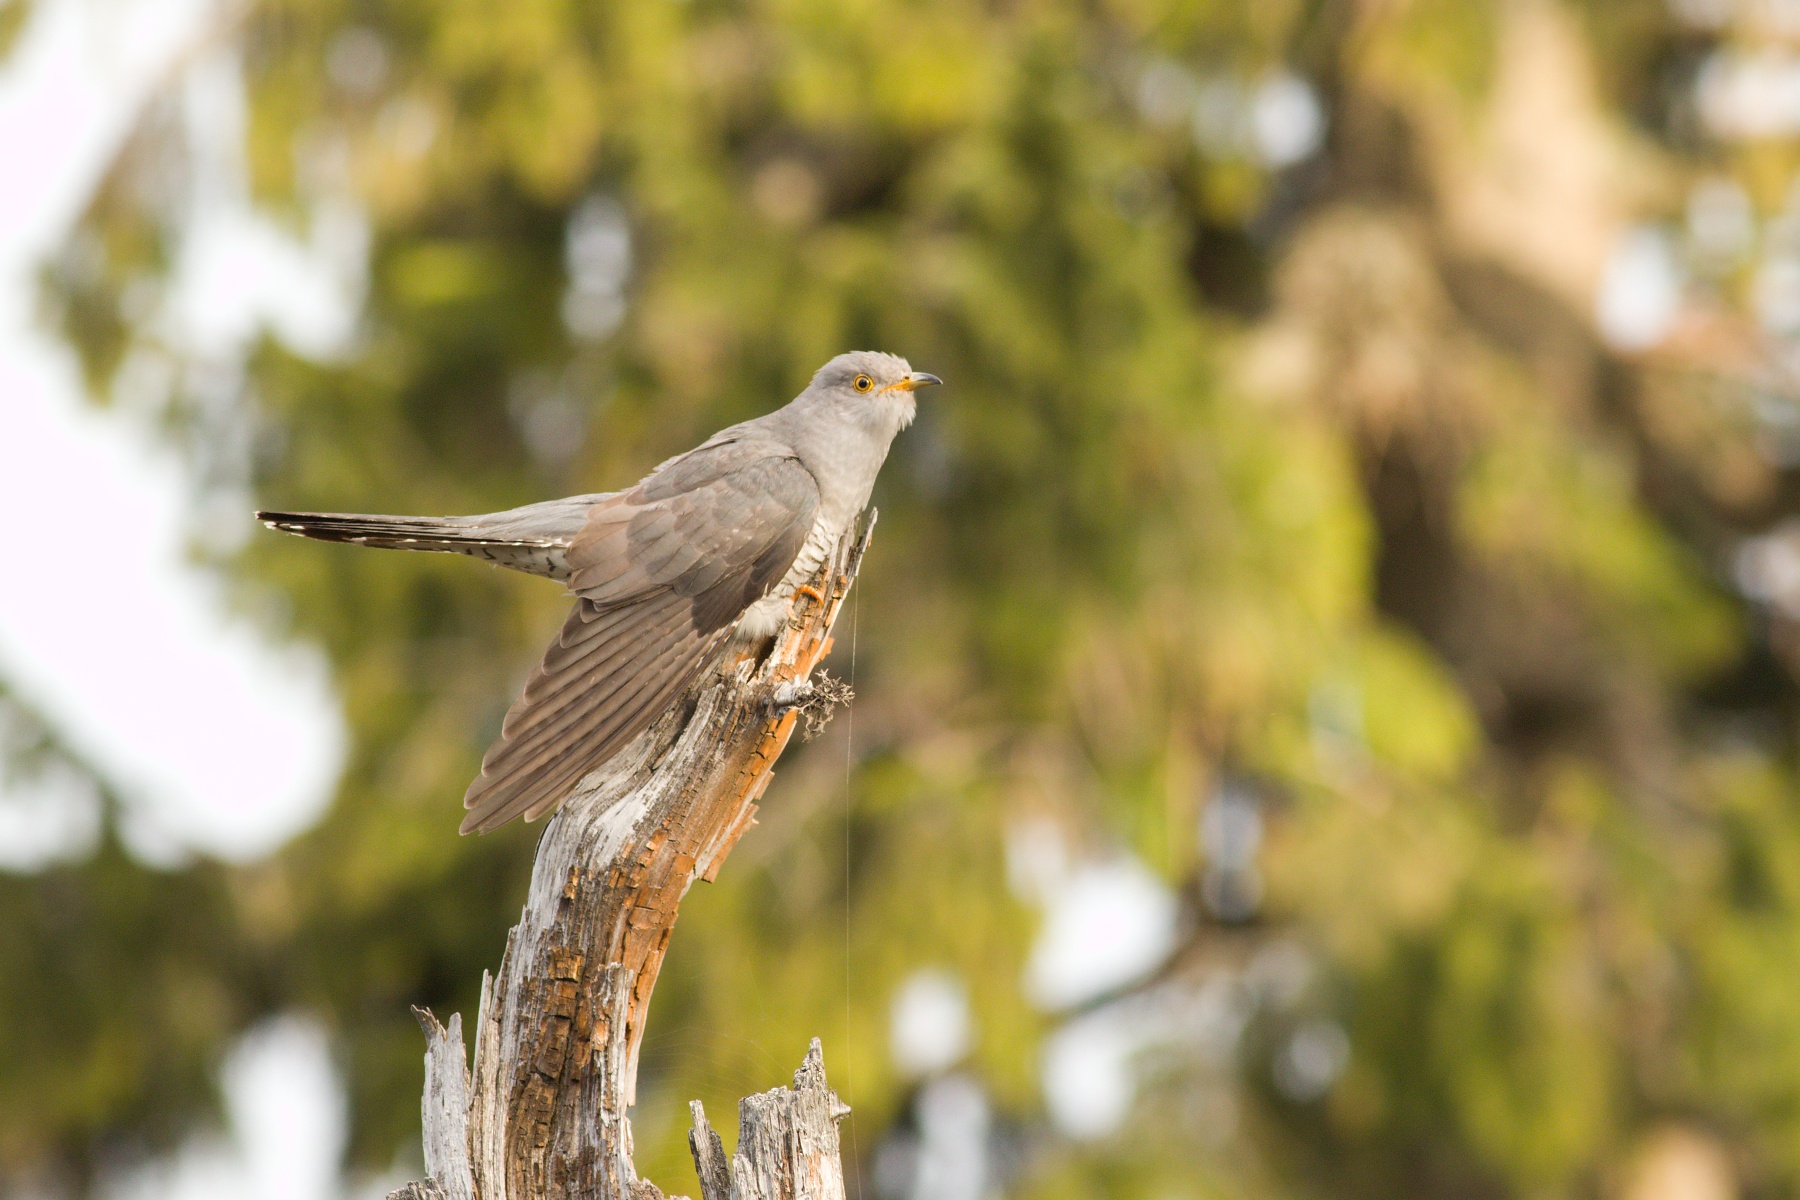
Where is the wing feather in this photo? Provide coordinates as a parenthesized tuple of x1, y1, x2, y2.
(527, 599, 671, 700)
(493, 602, 690, 761)
(460, 442, 821, 834)
(467, 631, 726, 832)
(513, 637, 723, 825)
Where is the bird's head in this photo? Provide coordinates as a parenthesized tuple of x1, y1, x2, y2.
(807, 351, 942, 436)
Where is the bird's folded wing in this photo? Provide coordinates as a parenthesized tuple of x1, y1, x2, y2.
(460, 444, 820, 833)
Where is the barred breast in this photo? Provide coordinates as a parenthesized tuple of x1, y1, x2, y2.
(731, 513, 841, 641)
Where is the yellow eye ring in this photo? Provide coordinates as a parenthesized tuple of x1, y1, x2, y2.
(853, 374, 874, 393)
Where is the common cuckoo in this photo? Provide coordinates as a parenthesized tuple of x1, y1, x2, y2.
(259, 351, 939, 834)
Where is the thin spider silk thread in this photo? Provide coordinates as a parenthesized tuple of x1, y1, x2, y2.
(844, 584, 863, 1200)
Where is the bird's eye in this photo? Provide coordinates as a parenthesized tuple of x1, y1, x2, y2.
(853, 374, 874, 393)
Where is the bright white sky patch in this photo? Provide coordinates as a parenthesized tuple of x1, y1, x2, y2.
(162, 46, 368, 360)
(1698, 47, 1800, 139)
(1250, 71, 1325, 168)
(889, 968, 973, 1078)
(0, 373, 345, 860)
(0, 0, 348, 863)
(99, 1015, 403, 1200)
(1596, 225, 1682, 351)
(0, 713, 103, 870)
(1024, 853, 1180, 1011)
(1039, 1007, 1139, 1139)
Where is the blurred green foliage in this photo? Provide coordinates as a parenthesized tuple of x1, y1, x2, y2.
(14, 0, 1800, 1197)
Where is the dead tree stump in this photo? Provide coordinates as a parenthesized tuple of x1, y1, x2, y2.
(388, 516, 872, 1200)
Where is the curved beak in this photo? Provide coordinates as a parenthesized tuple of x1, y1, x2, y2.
(886, 372, 943, 393)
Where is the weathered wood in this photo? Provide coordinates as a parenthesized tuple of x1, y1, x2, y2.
(390, 1183, 450, 1200)
(389, 515, 872, 1200)
(416, 1009, 474, 1200)
(687, 1103, 731, 1200)
(717, 1040, 851, 1200)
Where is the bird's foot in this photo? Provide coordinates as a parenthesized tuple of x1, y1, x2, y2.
(793, 584, 826, 608)
(770, 680, 812, 712)
(769, 670, 855, 740)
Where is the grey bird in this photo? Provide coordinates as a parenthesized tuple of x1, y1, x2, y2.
(258, 352, 938, 835)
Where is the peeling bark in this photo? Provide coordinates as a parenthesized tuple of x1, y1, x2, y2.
(388, 516, 870, 1200)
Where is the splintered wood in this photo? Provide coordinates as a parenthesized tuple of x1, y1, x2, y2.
(688, 1041, 850, 1200)
(389, 517, 871, 1200)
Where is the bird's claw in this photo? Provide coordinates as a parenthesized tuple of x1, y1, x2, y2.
(793, 584, 826, 608)
(770, 680, 814, 713)
(768, 671, 855, 740)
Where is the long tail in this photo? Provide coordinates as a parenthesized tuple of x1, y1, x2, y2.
(256, 510, 574, 579)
